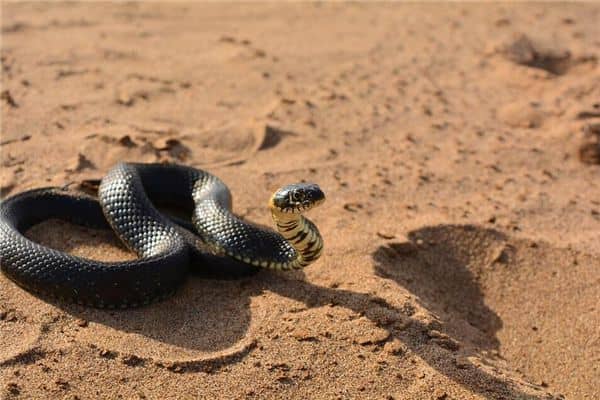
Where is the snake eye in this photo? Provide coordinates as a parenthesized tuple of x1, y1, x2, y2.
(292, 191, 305, 202)
(272, 183, 324, 214)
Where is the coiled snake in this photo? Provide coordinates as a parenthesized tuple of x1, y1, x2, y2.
(0, 162, 325, 308)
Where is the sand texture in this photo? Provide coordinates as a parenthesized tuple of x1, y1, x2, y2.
(1, 3, 599, 399)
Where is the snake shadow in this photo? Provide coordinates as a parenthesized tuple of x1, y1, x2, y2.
(260, 224, 542, 399)
(38, 222, 543, 397)
(25, 218, 258, 356)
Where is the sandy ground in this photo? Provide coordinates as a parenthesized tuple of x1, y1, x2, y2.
(1, 2, 599, 399)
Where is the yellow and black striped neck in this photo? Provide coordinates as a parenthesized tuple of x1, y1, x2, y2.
(271, 211, 323, 270)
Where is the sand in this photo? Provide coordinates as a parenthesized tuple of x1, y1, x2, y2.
(1, 2, 599, 399)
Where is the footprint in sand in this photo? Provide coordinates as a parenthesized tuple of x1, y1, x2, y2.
(373, 224, 600, 397)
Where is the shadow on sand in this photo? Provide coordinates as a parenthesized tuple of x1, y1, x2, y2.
(45, 224, 549, 398)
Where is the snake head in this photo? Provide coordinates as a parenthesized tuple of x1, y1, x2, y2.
(270, 183, 325, 214)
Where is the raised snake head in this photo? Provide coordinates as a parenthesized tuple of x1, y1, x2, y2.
(270, 183, 325, 214)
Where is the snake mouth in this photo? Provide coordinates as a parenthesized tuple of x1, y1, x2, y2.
(270, 183, 325, 214)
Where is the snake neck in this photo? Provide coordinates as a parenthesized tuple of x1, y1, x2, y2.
(271, 211, 323, 269)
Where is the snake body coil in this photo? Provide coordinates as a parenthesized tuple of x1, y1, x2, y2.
(0, 163, 325, 308)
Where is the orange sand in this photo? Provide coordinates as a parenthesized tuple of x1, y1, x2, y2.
(1, 3, 599, 399)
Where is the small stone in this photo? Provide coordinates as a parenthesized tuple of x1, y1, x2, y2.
(171, 365, 184, 373)
(428, 330, 460, 351)
(152, 137, 180, 151)
(258, 124, 297, 150)
(1, 310, 17, 322)
(292, 329, 318, 342)
(427, 329, 447, 339)
(491, 245, 511, 265)
(152, 137, 190, 160)
(376, 231, 396, 240)
(454, 356, 470, 369)
(116, 91, 134, 106)
(118, 135, 136, 147)
(75, 319, 88, 327)
(383, 339, 406, 356)
(66, 153, 95, 172)
(433, 337, 461, 351)
(356, 327, 390, 345)
(343, 203, 363, 212)
(99, 349, 117, 359)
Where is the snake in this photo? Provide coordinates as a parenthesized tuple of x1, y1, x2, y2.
(0, 162, 325, 308)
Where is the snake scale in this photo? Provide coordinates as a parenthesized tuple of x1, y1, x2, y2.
(0, 162, 325, 308)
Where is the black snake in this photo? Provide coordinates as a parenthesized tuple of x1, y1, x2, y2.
(0, 162, 325, 308)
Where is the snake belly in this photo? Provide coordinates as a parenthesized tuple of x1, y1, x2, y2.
(0, 162, 312, 308)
